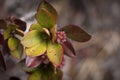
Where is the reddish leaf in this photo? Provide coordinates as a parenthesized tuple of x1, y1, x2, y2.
(62, 40, 76, 57)
(13, 18, 26, 31)
(60, 25, 91, 42)
(0, 19, 7, 29)
(26, 56, 43, 68)
(0, 50, 6, 70)
(0, 33, 4, 45)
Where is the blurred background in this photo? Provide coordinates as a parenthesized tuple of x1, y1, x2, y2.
(0, 0, 120, 80)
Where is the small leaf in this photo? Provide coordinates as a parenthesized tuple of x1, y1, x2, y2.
(28, 70, 42, 80)
(62, 40, 76, 57)
(4, 24, 17, 40)
(43, 28, 50, 37)
(15, 28, 24, 37)
(10, 43, 23, 59)
(0, 19, 7, 29)
(50, 69, 63, 80)
(0, 50, 6, 70)
(22, 30, 43, 48)
(38, 0, 57, 19)
(25, 42, 46, 57)
(47, 42, 63, 67)
(18, 59, 38, 73)
(60, 25, 91, 42)
(35, 8, 56, 29)
(8, 37, 19, 51)
(29, 23, 42, 31)
(26, 56, 43, 68)
(0, 33, 4, 45)
(51, 25, 56, 42)
(13, 18, 26, 31)
(28, 63, 54, 80)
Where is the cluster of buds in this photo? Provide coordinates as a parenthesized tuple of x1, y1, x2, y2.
(56, 31, 67, 44)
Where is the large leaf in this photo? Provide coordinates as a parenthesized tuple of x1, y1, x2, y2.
(62, 40, 76, 57)
(47, 42, 63, 67)
(0, 19, 7, 29)
(25, 42, 46, 57)
(0, 33, 4, 45)
(22, 30, 44, 48)
(26, 56, 43, 68)
(60, 25, 91, 42)
(8, 37, 19, 51)
(0, 50, 6, 70)
(38, 0, 57, 19)
(4, 24, 17, 40)
(35, 8, 56, 29)
(10, 43, 23, 59)
(13, 18, 26, 31)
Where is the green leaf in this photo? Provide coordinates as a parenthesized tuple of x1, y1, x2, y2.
(21, 30, 44, 48)
(28, 70, 42, 80)
(8, 37, 19, 51)
(0, 19, 7, 29)
(4, 24, 17, 40)
(35, 8, 56, 29)
(15, 29, 24, 37)
(29, 23, 42, 31)
(50, 69, 63, 80)
(47, 42, 63, 67)
(51, 25, 56, 42)
(10, 43, 23, 59)
(25, 42, 46, 57)
(60, 25, 91, 42)
(39, 0, 57, 19)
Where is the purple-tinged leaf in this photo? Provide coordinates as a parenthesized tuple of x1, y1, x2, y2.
(60, 25, 91, 42)
(0, 33, 4, 45)
(0, 19, 7, 29)
(18, 59, 38, 73)
(26, 56, 43, 68)
(13, 18, 26, 31)
(0, 50, 6, 70)
(62, 40, 76, 57)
